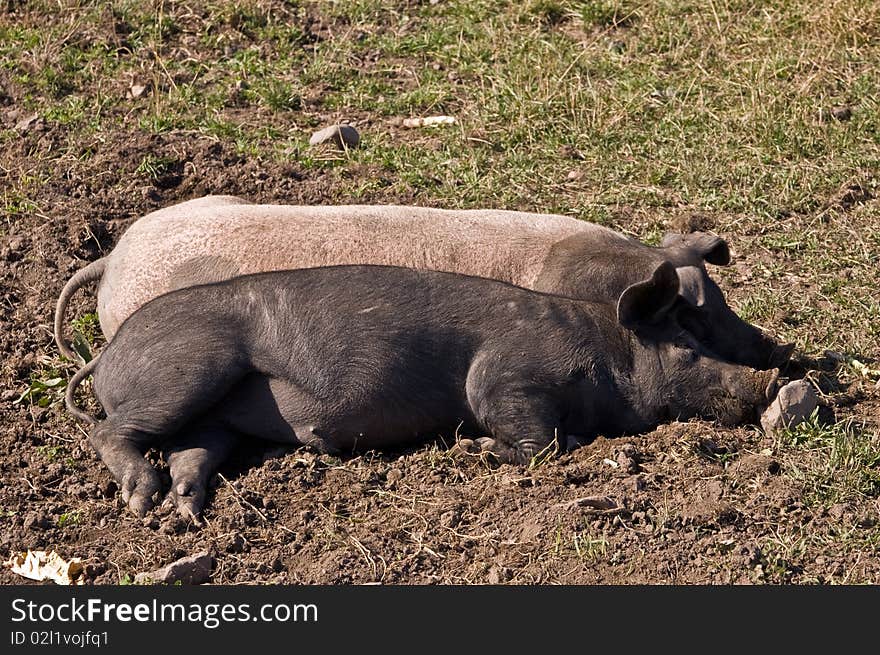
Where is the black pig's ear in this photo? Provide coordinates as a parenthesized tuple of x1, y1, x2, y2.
(617, 261, 680, 329)
(661, 232, 731, 266)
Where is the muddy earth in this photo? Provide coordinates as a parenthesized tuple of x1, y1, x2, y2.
(1, 4, 879, 586)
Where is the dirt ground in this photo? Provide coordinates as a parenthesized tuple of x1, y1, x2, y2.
(2, 2, 879, 586)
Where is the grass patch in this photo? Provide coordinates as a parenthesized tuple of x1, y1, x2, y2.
(36, 444, 64, 461)
(57, 511, 80, 528)
(778, 414, 880, 507)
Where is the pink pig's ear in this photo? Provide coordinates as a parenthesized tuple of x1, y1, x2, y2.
(617, 261, 680, 330)
(661, 232, 730, 266)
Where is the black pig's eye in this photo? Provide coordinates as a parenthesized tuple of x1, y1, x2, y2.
(677, 307, 708, 340)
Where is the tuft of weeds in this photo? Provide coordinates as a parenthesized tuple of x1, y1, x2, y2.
(135, 154, 178, 181)
(13, 371, 67, 408)
(69, 312, 101, 363)
(57, 511, 81, 528)
(36, 444, 64, 461)
(572, 531, 609, 561)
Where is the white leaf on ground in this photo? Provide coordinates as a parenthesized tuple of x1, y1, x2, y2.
(5, 550, 85, 585)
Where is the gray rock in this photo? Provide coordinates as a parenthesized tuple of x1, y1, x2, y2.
(134, 551, 213, 585)
(760, 379, 819, 433)
(308, 124, 360, 149)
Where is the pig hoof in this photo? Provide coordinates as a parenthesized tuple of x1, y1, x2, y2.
(121, 468, 162, 518)
(169, 482, 207, 520)
(475, 437, 496, 452)
(449, 438, 478, 457)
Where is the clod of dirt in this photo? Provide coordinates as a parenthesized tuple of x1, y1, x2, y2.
(309, 124, 360, 149)
(134, 551, 213, 585)
(670, 211, 715, 234)
(559, 144, 585, 160)
(728, 453, 781, 480)
(385, 467, 404, 484)
(487, 565, 512, 584)
(616, 447, 640, 473)
(99, 479, 118, 499)
(555, 495, 620, 512)
(826, 182, 873, 212)
(818, 105, 854, 122)
(760, 379, 819, 433)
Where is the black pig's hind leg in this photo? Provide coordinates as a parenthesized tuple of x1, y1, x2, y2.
(164, 422, 241, 520)
(89, 420, 163, 518)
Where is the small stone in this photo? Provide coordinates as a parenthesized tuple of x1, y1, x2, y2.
(440, 509, 460, 528)
(828, 503, 848, 520)
(556, 495, 619, 512)
(159, 515, 186, 535)
(760, 380, 819, 433)
(487, 565, 502, 585)
(566, 170, 583, 181)
(134, 551, 213, 585)
(14, 113, 41, 133)
(616, 450, 640, 474)
(402, 115, 456, 128)
(128, 83, 148, 99)
(559, 144, 585, 160)
(629, 475, 646, 492)
(477, 437, 496, 452)
(830, 106, 852, 121)
(22, 512, 52, 531)
(308, 124, 360, 149)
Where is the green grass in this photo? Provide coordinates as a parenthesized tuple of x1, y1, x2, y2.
(3, 0, 875, 217)
(57, 511, 81, 528)
(778, 413, 880, 506)
(69, 312, 101, 363)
